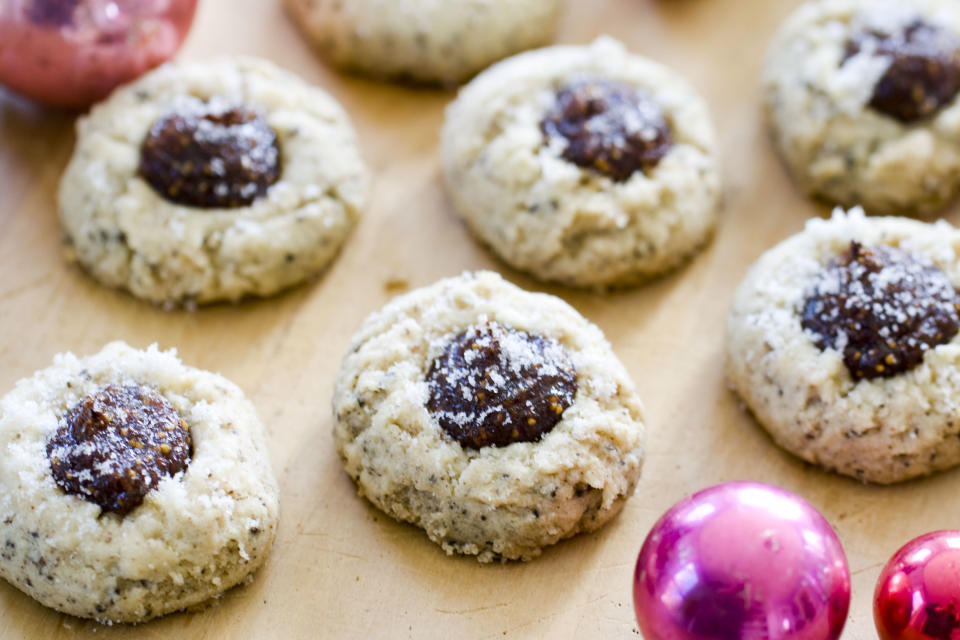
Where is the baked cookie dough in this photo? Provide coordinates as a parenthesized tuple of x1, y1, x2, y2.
(764, 0, 960, 216)
(284, 0, 564, 85)
(0, 342, 279, 622)
(440, 37, 722, 289)
(333, 271, 646, 561)
(726, 208, 960, 484)
(58, 56, 369, 306)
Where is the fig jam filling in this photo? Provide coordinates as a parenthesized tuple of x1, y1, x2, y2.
(47, 384, 192, 515)
(844, 19, 960, 122)
(139, 97, 280, 208)
(426, 321, 577, 449)
(541, 77, 673, 181)
(801, 241, 960, 380)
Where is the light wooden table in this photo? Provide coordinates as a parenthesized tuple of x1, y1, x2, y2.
(1, 0, 957, 638)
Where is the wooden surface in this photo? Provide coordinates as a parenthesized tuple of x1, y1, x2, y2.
(2, 0, 959, 638)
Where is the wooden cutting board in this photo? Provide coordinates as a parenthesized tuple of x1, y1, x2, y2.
(1, 0, 956, 637)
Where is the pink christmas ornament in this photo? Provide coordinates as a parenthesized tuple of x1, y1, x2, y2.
(633, 481, 850, 640)
(0, 0, 198, 109)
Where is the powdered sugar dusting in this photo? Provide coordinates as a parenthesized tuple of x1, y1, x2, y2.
(801, 241, 960, 380)
(426, 321, 577, 449)
(138, 95, 280, 209)
(46, 384, 192, 515)
(540, 76, 673, 181)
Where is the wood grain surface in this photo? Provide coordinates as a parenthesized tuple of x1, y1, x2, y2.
(1, 0, 958, 638)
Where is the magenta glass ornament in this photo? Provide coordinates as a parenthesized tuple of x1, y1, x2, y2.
(874, 530, 960, 640)
(0, 0, 198, 109)
(633, 482, 851, 640)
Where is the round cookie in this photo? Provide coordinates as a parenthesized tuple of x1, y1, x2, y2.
(0, 342, 279, 622)
(333, 270, 646, 561)
(440, 37, 721, 289)
(726, 208, 960, 484)
(58, 56, 369, 306)
(764, 0, 960, 216)
(284, 0, 564, 86)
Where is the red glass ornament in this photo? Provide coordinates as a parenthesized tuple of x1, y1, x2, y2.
(0, 0, 198, 109)
(875, 530, 960, 640)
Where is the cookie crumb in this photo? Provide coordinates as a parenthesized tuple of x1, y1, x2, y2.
(383, 278, 409, 294)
